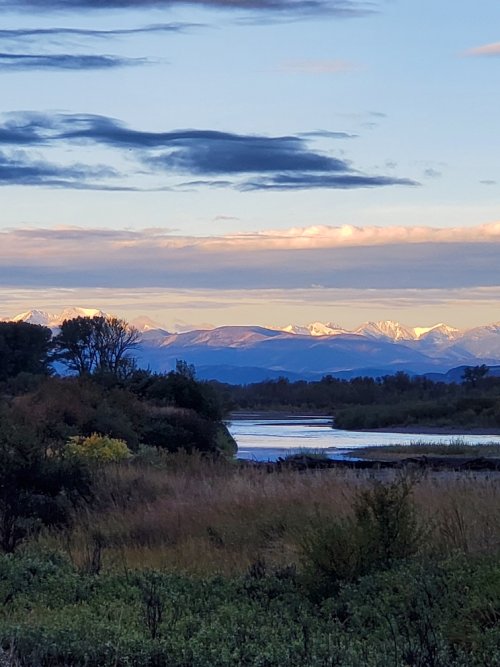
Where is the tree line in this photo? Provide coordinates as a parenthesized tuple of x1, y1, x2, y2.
(211, 367, 500, 429)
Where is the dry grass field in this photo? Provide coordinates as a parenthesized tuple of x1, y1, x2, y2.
(46, 453, 500, 575)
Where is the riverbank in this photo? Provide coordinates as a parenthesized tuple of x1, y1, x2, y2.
(356, 425, 500, 436)
(342, 442, 500, 461)
(230, 411, 332, 426)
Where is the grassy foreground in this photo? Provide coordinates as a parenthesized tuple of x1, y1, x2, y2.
(1, 455, 500, 666)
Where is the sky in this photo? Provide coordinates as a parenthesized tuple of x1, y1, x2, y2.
(0, 0, 499, 331)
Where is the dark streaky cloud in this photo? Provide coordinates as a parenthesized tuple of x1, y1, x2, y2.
(299, 130, 357, 139)
(0, 0, 376, 18)
(0, 149, 131, 189)
(239, 173, 418, 190)
(0, 53, 149, 71)
(0, 112, 416, 191)
(148, 136, 348, 174)
(0, 24, 196, 41)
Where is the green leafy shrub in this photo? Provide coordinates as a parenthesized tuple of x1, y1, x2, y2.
(0, 552, 499, 667)
(354, 476, 423, 569)
(301, 476, 425, 598)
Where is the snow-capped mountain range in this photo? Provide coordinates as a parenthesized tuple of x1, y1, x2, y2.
(3, 308, 500, 382)
(273, 320, 462, 342)
(8, 307, 108, 329)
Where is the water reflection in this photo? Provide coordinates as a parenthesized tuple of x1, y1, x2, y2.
(228, 417, 500, 462)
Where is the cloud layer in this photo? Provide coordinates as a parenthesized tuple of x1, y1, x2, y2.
(1, 223, 499, 291)
(0, 112, 415, 191)
(2, 284, 500, 332)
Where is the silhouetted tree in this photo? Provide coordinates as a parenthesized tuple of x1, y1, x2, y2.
(53, 316, 140, 378)
(0, 322, 52, 381)
(462, 364, 489, 389)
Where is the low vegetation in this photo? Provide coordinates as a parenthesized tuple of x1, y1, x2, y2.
(0, 467, 499, 666)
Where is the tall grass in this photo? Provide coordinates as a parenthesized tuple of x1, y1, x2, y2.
(44, 455, 500, 575)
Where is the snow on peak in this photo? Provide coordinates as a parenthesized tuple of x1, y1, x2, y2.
(11, 309, 55, 326)
(281, 324, 311, 336)
(130, 316, 167, 333)
(354, 320, 416, 341)
(58, 307, 107, 323)
(4, 307, 112, 329)
(413, 323, 461, 340)
(308, 322, 348, 336)
(277, 322, 348, 337)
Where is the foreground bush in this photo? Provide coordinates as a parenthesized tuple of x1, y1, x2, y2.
(0, 551, 499, 666)
(0, 413, 91, 553)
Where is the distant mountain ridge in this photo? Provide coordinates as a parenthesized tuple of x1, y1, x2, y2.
(3, 308, 500, 383)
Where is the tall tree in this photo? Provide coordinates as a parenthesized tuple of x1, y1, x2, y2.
(462, 364, 489, 389)
(53, 316, 140, 377)
(0, 322, 52, 381)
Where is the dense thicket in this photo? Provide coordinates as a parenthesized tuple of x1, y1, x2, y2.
(0, 407, 91, 552)
(0, 340, 233, 554)
(2, 371, 230, 455)
(0, 319, 230, 457)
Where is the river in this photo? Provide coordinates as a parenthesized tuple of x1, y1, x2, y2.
(228, 416, 500, 461)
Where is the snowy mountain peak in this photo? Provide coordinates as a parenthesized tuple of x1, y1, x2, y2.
(415, 323, 461, 340)
(279, 322, 348, 337)
(281, 324, 311, 336)
(4, 307, 111, 329)
(130, 316, 168, 333)
(58, 307, 107, 323)
(354, 320, 417, 341)
(308, 321, 347, 336)
(11, 309, 54, 326)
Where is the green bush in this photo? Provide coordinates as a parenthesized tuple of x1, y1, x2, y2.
(301, 477, 424, 598)
(354, 476, 423, 568)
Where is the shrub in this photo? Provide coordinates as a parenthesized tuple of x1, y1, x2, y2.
(141, 409, 220, 454)
(301, 476, 424, 598)
(354, 476, 424, 569)
(66, 433, 132, 463)
(0, 411, 91, 552)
